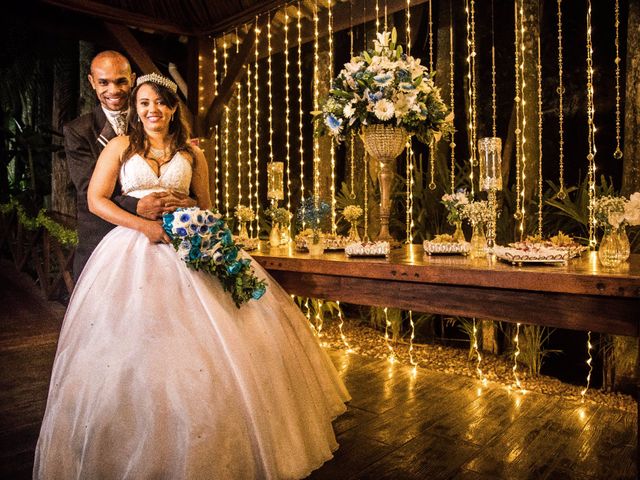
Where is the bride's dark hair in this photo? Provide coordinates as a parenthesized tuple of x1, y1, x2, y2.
(122, 81, 195, 163)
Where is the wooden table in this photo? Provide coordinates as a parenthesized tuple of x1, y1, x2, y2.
(252, 244, 640, 457)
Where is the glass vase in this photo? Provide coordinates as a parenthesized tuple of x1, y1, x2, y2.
(598, 225, 630, 268)
(280, 226, 291, 245)
(469, 223, 487, 258)
(269, 223, 281, 248)
(307, 235, 324, 256)
(238, 221, 248, 240)
(452, 221, 465, 243)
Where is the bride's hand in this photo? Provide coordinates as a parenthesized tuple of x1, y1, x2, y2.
(140, 219, 171, 244)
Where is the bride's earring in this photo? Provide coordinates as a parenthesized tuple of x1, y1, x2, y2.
(171, 113, 174, 122)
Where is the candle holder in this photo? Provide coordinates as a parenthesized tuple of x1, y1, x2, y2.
(478, 137, 502, 249)
(267, 162, 284, 205)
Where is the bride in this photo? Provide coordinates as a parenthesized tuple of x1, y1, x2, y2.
(34, 73, 349, 479)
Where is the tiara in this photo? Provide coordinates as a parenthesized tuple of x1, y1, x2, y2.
(136, 72, 177, 93)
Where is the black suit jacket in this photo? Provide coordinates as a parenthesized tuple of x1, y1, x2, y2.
(64, 105, 139, 281)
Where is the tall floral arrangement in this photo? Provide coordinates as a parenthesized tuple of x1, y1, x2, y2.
(441, 190, 470, 225)
(314, 29, 453, 145)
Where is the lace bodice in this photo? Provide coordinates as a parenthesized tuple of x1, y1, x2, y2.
(119, 153, 192, 199)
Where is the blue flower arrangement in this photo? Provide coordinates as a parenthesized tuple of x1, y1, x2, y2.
(162, 207, 267, 307)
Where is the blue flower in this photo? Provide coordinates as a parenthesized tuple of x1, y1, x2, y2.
(213, 251, 224, 264)
(252, 286, 266, 300)
(205, 214, 216, 225)
(227, 261, 243, 275)
(197, 214, 203, 224)
(189, 247, 201, 260)
(199, 225, 208, 234)
(191, 235, 202, 248)
(176, 227, 188, 237)
(179, 213, 191, 223)
(373, 73, 392, 85)
(224, 247, 238, 262)
(325, 114, 343, 132)
(190, 223, 199, 232)
(221, 230, 233, 246)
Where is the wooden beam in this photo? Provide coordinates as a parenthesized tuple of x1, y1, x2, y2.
(200, 0, 286, 37)
(203, 19, 266, 137)
(41, 0, 193, 36)
(104, 22, 159, 75)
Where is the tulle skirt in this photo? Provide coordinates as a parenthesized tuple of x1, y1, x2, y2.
(34, 226, 349, 479)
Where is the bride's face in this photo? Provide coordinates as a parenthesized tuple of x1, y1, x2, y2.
(136, 84, 177, 133)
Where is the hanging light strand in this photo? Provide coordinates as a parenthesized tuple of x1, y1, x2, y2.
(285, 9, 292, 228)
(405, 146, 414, 243)
(336, 301, 352, 352)
(297, 4, 305, 224)
(375, 0, 380, 34)
(254, 19, 261, 236)
(491, 0, 497, 137)
(556, 0, 566, 199)
(470, 0, 478, 169)
(613, 0, 623, 160)
(349, 5, 356, 200)
(449, 2, 456, 193)
(406, 0, 411, 55)
(408, 310, 418, 374)
(313, 0, 320, 205)
(246, 59, 254, 236)
(472, 319, 487, 385)
(465, 0, 475, 196)
(213, 42, 220, 210)
(519, 0, 527, 239)
(513, 323, 523, 390)
(428, 0, 436, 191)
(235, 32, 243, 212)
(537, 35, 544, 238)
(513, 3, 522, 227)
(363, 152, 369, 241)
(586, 0, 597, 249)
(383, 307, 397, 363)
(267, 14, 274, 168)
(223, 39, 230, 218)
(328, 0, 337, 233)
(581, 331, 593, 402)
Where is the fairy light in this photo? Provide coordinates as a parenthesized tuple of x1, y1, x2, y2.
(613, 0, 623, 160)
(491, 0, 497, 137)
(223, 39, 230, 218)
(406, 0, 411, 55)
(254, 19, 261, 236)
(465, 0, 475, 196)
(383, 307, 397, 363)
(267, 14, 274, 171)
(512, 322, 523, 390)
(586, 0, 597, 249)
(405, 144, 414, 243)
(236, 32, 243, 213)
(537, 35, 544, 239)
(349, 6, 356, 200)
(384, 2, 388, 31)
(375, 0, 380, 34)
(246, 58, 254, 237)
(428, 0, 436, 191)
(336, 301, 352, 353)
(284, 9, 292, 234)
(315, 299, 324, 338)
(519, 0, 527, 239)
(513, 3, 522, 228)
(408, 310, 418, 374)
(470, 0, 478, 171)
(305, 298, 317, 335)
(313, 0, 320, 204)
(472, 319, 487, 385)
(213, 43, 220, 210)
(556, 0, 566, 200)
(449, 2, 456, 194)
(581, 331, 593, 401)
(297, 4, 305, 222)
(328, 0, 337, 234)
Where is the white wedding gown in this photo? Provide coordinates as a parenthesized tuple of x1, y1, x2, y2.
(33, 153, 349, 479)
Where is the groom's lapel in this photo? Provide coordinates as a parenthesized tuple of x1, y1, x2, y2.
(93, 107, 116, 151)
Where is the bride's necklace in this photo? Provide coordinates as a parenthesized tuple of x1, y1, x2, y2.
(148, 146, 170, 163)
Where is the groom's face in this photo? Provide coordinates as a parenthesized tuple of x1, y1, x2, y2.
(88, 55, 135, 112)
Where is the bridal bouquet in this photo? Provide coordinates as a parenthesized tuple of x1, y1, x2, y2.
(162, 207, 266, 307)
(314, 28, 453, 145)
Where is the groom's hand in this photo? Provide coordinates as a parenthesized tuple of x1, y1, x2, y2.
(137, 192, 198, 220)
(162, 191, 197, 211)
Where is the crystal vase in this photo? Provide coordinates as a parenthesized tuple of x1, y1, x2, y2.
(361, 125, 408, 242)
(269, 223, 281, 247)
(279, 226, 291, 245)
(598, 225, 630, 268)
(470, 223, 487, 258)
(348, 221, 361, 242)
(238, 221, 248, 240)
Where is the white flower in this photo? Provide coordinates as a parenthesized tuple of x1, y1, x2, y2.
(393, 92, 415, 119)
(625, 192, 640, 225)
(344, 60, 364, 75)
(343, 103, 355, 118)
(373, 73, 393, 86)
(374, 99, 395, 120)
(373, 31, 391, 51)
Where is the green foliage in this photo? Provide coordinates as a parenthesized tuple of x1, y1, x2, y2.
(369, 306, 403, 340)
(504, 324, 560, 377)
(1, 198, 78, 246)
(294, 297, 342, 330)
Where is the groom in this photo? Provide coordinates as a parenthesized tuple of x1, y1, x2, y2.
(65, 51, 194, 281)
